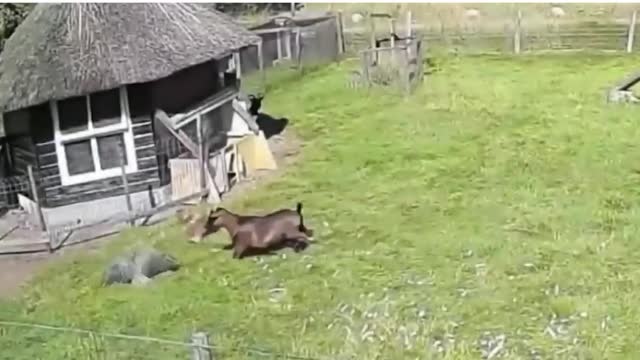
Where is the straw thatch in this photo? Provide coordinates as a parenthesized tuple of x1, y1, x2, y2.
(0, 3, 261, 112)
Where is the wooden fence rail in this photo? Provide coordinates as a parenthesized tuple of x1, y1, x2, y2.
(341, 9, 640, 55)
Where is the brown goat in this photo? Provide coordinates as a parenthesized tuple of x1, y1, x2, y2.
(210, 202, 314, 259)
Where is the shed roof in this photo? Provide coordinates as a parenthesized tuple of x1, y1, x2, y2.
(0, 3, 261, 112)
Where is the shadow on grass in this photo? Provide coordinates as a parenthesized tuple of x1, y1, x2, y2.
(220, 239, 310, 259)
(256, 113, 289, 139)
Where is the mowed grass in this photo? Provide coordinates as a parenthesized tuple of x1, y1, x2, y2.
(3, 53, 640, 359)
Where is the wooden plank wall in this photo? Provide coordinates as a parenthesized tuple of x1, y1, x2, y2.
(32, 87, 162, 208)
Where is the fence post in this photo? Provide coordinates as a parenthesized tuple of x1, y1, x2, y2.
(276, 30, 283, 61)
(295, 28, 302, 69)
(256, 40, 266, 90)
(406, 10, 412, 38)
(368, 12, 377, 64)
(119, 159, 134, 226)
(232, 51, 242, 80)
(403, 47, 411, 97)
(628, 10, 637, 53)
(233, 143, 242, 184)
(360, 51, 370, 87)
(197, 114, 207, 203)
(191, 332, 213, 360)
(390, 18, 397, 64)
(284, 29, 292, 60)
(336, 11, 345, 55)
(514, 9, 522, 54)
(27, 165, 46, 232)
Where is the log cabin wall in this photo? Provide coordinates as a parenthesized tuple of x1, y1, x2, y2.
(13, 58, 232, 208)
(32, 87, 162, 208)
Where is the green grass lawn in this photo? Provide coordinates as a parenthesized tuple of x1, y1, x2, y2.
(3, 53, 640, 359)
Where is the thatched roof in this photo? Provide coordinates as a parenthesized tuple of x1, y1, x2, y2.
(0, 3, 261, 112)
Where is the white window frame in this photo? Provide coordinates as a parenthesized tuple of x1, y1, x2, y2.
(50, 87, 138, 186)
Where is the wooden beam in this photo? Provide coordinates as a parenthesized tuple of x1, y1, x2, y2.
(173, 87, 238, 130)
(252, 27, 288, 35)
(336, 11, 345, 55)
(628, 10, 637, 53)
(615, 70, 640, 91)
(257, 40, 265, 89)
(27, 165, 47, 232)
(119, 161, 134, 226)
(369, 12, 376, 52)
(233, 51, 242, 79)
(155, 109, 199, 156)
(514, 9, 522, 54)
(360, 45, 403, 54)
(389, 18, 396, 63)
(371, 13, 392, 18)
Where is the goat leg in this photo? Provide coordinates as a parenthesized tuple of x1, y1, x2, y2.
(300, 224, 314, 238)
(222, 237, 236, 250)
(292, 239, 309, 253)
(232, 240, 248, 259)
(286, 234, 310, 253)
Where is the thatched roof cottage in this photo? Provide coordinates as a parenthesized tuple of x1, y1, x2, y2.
(0, 3, 262, 226)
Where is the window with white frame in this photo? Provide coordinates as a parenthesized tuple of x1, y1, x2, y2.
(50, 87, 138, 186)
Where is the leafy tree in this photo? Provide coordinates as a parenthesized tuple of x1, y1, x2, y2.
(0, 3, 33, 51)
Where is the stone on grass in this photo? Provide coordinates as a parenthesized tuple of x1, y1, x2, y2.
(103, 248, 180, 286)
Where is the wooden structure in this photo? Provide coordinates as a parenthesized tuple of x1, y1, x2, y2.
(357, 37, 425, 95)
(0, 4, 278, 251)
(352, 11, 424, 95)
(239, 10, 344, 78)
(608, 69, 640, 103)
(0, 5, 261, 205)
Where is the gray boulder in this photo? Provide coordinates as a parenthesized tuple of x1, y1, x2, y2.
(103, 248, 180, 286)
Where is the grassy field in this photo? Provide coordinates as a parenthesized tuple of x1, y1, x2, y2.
(3, 53, 640, 359)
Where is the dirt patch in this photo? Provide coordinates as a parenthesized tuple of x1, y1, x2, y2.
(0, 253, 50, 299)
(0, 235, 110, 299)
(0, 128, 303, 300)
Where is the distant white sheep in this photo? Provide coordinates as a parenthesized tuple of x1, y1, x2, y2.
(464, 9, 481, 33)
(351, 12, 364, 24)
(551, 6, 566, 18)
(464, 8, 481, 20)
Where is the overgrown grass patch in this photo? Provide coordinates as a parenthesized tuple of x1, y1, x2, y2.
(3, 53, 640, 359)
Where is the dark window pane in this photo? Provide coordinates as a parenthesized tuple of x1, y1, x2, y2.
(127, 83, 151, 118)
(65, 140, 94, 175)
(58, 96, 88, 134)
(90, 88, 121, 128)
(97, 134, 127, 170)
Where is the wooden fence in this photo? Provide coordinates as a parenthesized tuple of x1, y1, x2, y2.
(342, 9, 640, 55)
(358, 36, 425, 95)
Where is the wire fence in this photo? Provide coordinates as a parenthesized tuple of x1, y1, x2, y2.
(0, 174, 31, 209)
(0, 320, 328, 360)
